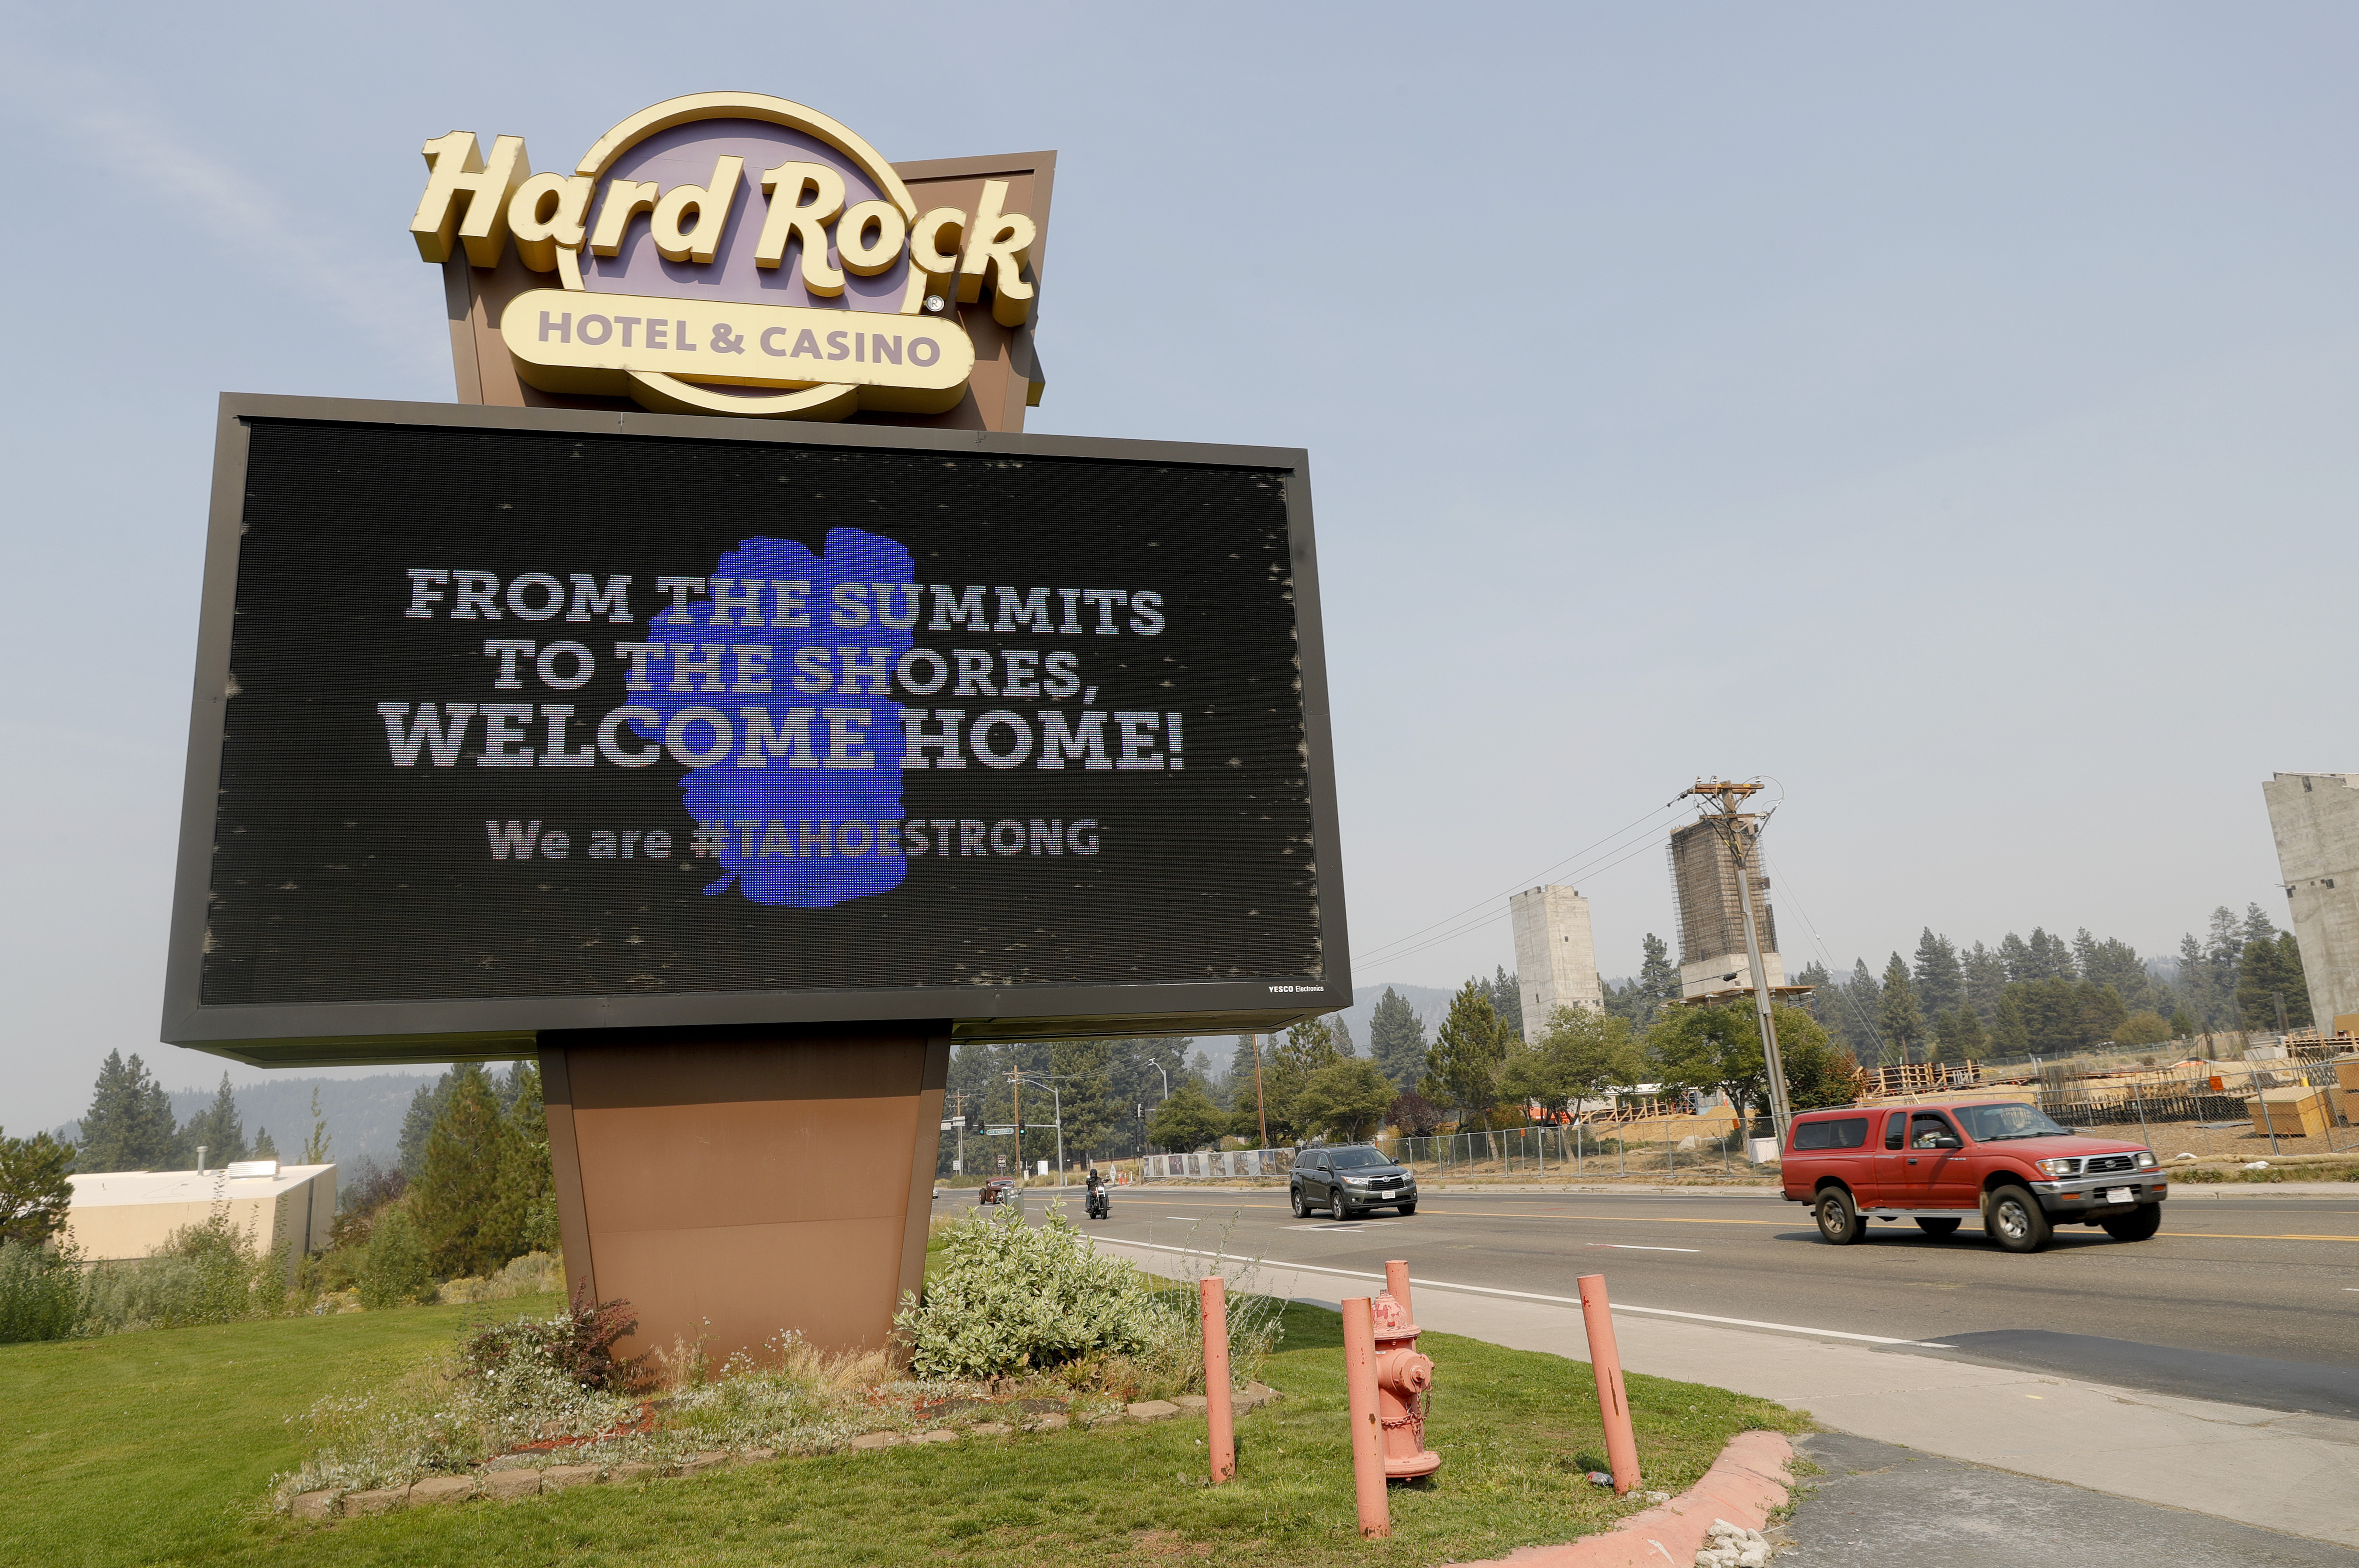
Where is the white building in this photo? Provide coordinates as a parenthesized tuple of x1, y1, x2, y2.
(64, 1161, 336, 1282)
(1510, 886, 1603, 1030)
(2262, 772, 2359, 1033)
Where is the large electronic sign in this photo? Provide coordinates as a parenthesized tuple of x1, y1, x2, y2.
(163, 397, 1347, 1063)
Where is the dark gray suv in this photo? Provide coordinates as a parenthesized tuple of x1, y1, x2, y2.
(1290, 1145, 1418, 1218)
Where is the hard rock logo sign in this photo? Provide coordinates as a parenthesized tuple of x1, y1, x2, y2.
(408, 93, 1038, 419)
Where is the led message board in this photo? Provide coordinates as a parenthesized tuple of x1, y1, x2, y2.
(163, 398, 1347, 1064)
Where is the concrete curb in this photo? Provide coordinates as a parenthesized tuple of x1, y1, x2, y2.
(1460, 1430, 1793, 1568)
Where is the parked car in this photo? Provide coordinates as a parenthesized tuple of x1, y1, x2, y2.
(1291, 1144, 1417, 1218)
(1781, 1099, 2166, 1252)
(977, 1178, 1017, 1205)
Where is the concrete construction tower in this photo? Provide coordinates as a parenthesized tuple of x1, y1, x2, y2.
(1667, 818, 1785, 1000)
(2262, 772, 2359, 1033)
(1509, 886, 1603, 1029)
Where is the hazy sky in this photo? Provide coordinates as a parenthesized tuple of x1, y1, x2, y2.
(3, 4, 2352, 1130)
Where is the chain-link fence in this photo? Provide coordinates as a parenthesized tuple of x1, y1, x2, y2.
(1374, 1118, 1775, 1181)
(2027, 1054, 2355, 1165)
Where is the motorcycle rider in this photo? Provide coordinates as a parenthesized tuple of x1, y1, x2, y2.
(1085, 1165, 1109, 1218)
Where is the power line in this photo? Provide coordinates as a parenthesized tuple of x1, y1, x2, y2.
(1758, 846, 1889, 1063)
(1353, 824, 1681, 971)
(1352, 800, 1687, 967)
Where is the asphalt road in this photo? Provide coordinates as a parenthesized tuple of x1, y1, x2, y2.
(977, 1183, 2359, 1404)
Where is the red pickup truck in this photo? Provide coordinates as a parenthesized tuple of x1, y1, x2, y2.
(1781, 1099, 2166, 1253)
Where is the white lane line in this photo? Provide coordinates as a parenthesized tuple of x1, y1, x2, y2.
(1585, 1243, 1701, 1253)
(1164, 1216, 1201, 1220)
(1095, 1237, 1957, 1348)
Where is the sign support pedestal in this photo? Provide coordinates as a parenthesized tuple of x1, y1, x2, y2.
(539, 1021, 950, 1361)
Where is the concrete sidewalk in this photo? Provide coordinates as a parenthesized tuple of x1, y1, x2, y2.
(1098, 1239, 2359, 1551)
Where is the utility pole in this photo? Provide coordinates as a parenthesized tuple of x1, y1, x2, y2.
(1678, 778, 1793, 1145)
(1251, 1033, 1270, 1148)
(1011, 1059, 1023, 1182)
(952, 1089, 964, 1175)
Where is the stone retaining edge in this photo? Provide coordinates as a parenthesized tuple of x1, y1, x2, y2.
(1461, 1429, 1794, 1568)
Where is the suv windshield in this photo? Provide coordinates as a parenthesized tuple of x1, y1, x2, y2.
(1955, 1103, 2071, 1141)
(1326, 1147, 1391, 1170)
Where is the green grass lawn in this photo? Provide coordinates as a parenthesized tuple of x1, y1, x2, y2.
(6, 1294, 1805, 1567)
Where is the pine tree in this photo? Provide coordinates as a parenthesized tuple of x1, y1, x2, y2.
(300, 1088, 331, 1165)
(2026, 927, 2076, 982)
(1488, 967, 1524, 1041)
(1051, 1037, 1120, 1159)
(2176, 932, 2218, 1028)
(2204, 906, 2243, 1016)
(180, 1073, 248, 1168)
(1989, 989, 2031, 1055)
(493, 1062, 558, 1257)
(1368, 989, 1429, 1090)
(251, 1127, 280, 1160)
(1936, 1006, 1987, 1056)
(1962, 942, 2007, 1021)
(0, 1128, 76, 1245)
(1911, 930, 1964, 1018)
(2236, 930, 2312, 1030)
(1998, 932, 2035, 983)
(409, 1065, 514, 1280)
(1879, 954, 1927, 1062)
(2276, 931, 2313, 1028)
(76, 1051, 181, 1172)
(1225, 1036, 1264, 1116)
(1825, 958, 1885, 1059)
(1424, 981, 1508, 1128)
(1273, 1018, 1342, 1078)
(398, 1074, 454, 1181)
(1639, 934, 1680, 1010)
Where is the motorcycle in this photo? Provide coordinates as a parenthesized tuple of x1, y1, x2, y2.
(1085, 1182, 1111, 1219)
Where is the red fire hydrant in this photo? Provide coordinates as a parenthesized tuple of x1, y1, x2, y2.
(1369, 1285, 1440, 1479)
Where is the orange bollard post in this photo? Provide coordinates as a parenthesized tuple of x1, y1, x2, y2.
(1385, 1258, 1413, 1318)
(1200, 1276, 1236, 1484)
(1341, 1297, 1392, 1537)
(1576, 1273, 1641, 1495)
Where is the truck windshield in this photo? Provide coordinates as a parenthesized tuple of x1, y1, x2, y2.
(1955, 1103, 2071, 1141)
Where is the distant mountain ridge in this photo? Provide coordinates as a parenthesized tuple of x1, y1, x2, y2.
(1330, 983, 1457, 1048)
(53, 1070, 460, 1166)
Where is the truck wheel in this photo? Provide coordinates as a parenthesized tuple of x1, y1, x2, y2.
(1291, 1187, 1308, 1219)
(1914, 1217, 1962, 1237)
(1815, 1189, 1863, 1245)
(2101, 1203, 2163, 1241)
(1988, 1185, 2052, 1253)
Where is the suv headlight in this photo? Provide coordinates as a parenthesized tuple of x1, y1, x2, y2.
(2034, 1158, 2079, 1179)
(2134, 1151, 2158, 1169)
(1344, 1175, 1371, 1185)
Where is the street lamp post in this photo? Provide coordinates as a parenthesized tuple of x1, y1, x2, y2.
(1011, 1072, 1066, 1186)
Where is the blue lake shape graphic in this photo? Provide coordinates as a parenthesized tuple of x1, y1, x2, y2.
(633, 528, 915, 907)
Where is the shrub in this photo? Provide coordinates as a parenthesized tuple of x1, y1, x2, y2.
(895, 1207, 1176, 1380)
(462, 1288, 642, 1393)
(0, 1239, 88, 1343)
(356, 1203, 435, 1309)
(436, 1250, 563, 1304)
(78, 1210, 292, 1333)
